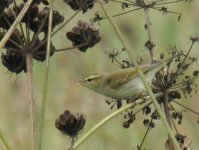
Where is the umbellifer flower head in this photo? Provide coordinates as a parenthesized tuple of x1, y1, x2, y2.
(63, 0, 95, 13)
(0, 0, 13, 14)
(55, 110, 86, 137)
(66, 20, 101, 52)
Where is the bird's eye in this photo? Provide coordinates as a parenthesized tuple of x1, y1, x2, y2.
(87, 78, 92, 82)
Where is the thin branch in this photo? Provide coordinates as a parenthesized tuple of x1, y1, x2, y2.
(163, 91, 172, 127)
(163, 91, 174, 150)
(33, 11, 79, 52)
(111, 7, 142, 18)
(169, 103, 179, 134)
(0, 0, 33, 48)
(31, 14, 48, 51)
(70, 137, 76, 150)
(26, 52, 36, 150)
(38, 1, 54, 150)
(13, 0, 27, 43)
(2, 14, 24, 45)
(137, 118, 153, 150)
(0, 130, 11, 150)
(110, 0, 137, 6)
(98, 1, 181, 150)
(27, 11, 31, 42)
(52, 11, 79, 36)
(168, 41, 195, 84)
(172, 101, 199, 116)
(155, 0, 187, 5)
(143, 4, 155, 60)
(55, 43, 88, 52)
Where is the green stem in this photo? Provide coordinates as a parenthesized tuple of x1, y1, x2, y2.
(38, 1, 54, 150)
(0, 0, 33, 48)
(98, 1, 181, 150)
(73, 99, 145, 149)
(0, 130, 11, 150)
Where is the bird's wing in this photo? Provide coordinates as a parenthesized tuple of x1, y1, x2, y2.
(105, 64, 155, 89)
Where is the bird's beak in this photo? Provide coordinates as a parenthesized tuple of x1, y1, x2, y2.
(74, 80, 84, 86)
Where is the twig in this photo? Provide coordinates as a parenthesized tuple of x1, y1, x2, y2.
(0, 0, 33, 48)
(26, 52, 36, 150)
(168, 41, 195, 85)
(52, 11, 79, 36)
(38, 1, 54, 150)
(163, 91, 174, 150)
(143, 1, 155, 60)
(33, 11, 79, 53)
(55, 43, 88, 52)
(172, 101, 199, 116)
(13, 0, 27, 43)
(138, 118, 153, 150)
(169, 104, 179, 134)
(98, 1, 181, 150)
(0, 130, 11, 150)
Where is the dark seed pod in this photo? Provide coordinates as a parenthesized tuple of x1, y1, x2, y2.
(0, 8, 16, 29)
(33, 40, 55, 62)
(63, 0, 95, 13)
(55, 110, 86, 137)
(38, 7, 64, 33)
(1, 49, 26, 74)
(66, 20, 101, 52)
(0, 0, 13, 14)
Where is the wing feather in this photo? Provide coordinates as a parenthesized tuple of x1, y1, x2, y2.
(105, 64, 155, 89)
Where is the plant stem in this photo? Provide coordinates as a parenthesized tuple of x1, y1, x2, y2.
(0, 130, 11, 150)
(143, 6, 155, 60)
(98, 1, 181, 150)
(138, 118, 153, 150)
(0, 0, 33, 49)
(52, 11, 79, 36)
(163, 91, 174, 150)
(73, 98, 145, 149)
(26, 52, 36, 150)
(55, 43, 87, 52)
(38, 1, 54, 150)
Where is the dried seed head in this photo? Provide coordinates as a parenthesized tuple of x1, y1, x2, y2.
(55, 110, 86, 137)
(0, 0, 13, 14)
(1, 49, 26, 74)
(14, 3, 39, 24)
(33, 40, 55, 62)
(66, 20, 101, 52)
(23, 0, 49, 5)
(63, 0, 95, 13)
(175, 134, 186, 144)
(38, 7, 64, 33)
(0, 8, 16, 29)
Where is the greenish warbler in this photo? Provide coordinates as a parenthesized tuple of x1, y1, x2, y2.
(79, 57, 175, 100)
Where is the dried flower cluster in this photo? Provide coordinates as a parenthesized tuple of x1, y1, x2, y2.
(66, 20, 101, 52)
(63, 0, 96, 13)
(0, 0, 13, 13)
(0, 1, 64, 74)
(55, 110, 86, 138)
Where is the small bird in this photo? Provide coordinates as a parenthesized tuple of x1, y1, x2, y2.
(78, 57, 177, 100)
